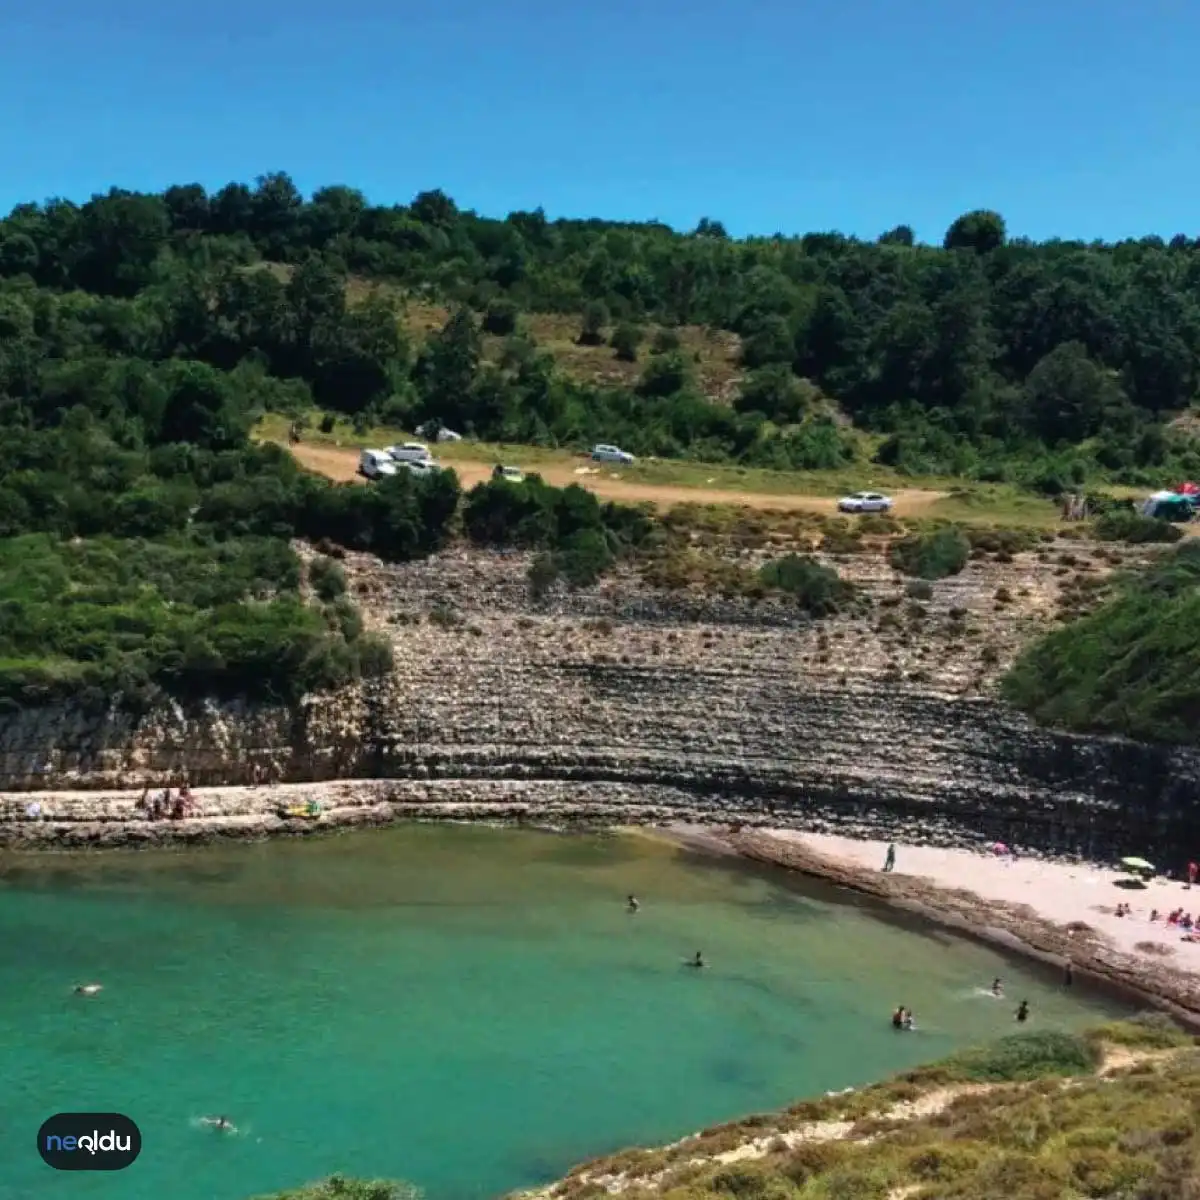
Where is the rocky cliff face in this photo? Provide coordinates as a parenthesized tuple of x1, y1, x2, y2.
(2, 538, 1196, 864)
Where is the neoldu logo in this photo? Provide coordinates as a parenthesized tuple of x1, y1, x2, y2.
(38, 1113, 141, 1171)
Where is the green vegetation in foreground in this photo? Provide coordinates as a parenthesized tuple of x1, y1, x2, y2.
(249, 1017, 1196, 1200)
(1003, 540, 1200, 745)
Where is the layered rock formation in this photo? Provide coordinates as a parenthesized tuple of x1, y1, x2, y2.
(2, 537, 1197, 864)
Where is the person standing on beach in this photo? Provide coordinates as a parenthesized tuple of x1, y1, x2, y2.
(1188, 861, 1197, 889)
(883, 844, 896, 873)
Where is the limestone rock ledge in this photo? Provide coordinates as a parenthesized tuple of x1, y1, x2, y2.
(1, 543, 1195, 863)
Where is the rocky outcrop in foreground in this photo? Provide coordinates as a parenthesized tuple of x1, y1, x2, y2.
(1, 540, 1196, 864)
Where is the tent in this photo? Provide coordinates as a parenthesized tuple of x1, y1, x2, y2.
(1142, 491, 1196, 521)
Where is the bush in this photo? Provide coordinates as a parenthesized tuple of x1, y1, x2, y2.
(464, 476, 649, 588)
(1093, 510, 1183, 544)
(0, 535, 382, 706)
(482, 300, 519, 336)
(251, 1175, 421, 1200)
(610, 322, 644, 363)
(309, 556, 347, 601)
(820, 523, 864, 555)
(889, 527, 971, 579)
(940, 1031, 1102, 1083)
(905, 580, 934, 601)
(758, 555, 855, 616)
(651, 327, 681, 354)
(1003, 541, 1200, 743)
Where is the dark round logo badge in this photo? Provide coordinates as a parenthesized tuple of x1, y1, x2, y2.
(38, 1113, 141, 1170)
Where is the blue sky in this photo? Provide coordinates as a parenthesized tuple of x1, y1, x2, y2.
(1, 0, 1197, 242)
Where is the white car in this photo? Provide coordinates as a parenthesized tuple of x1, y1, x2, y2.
(837, 491, 894, 513)
(417, 422, 463, 443)
(359, 449, 398, 480)
(386, 442, 433, 466)
(492, 465, 525, 483)
(591, 443, 635, 465)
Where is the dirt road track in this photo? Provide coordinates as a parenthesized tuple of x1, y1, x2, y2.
(285, 443, 948, 516)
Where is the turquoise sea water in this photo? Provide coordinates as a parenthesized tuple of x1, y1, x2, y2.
(0, 826, 1129, 1200)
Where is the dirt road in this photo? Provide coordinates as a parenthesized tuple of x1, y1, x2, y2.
(284, 442, 948, 516)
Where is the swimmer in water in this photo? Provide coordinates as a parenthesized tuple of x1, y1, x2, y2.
(1015, 1000, 1030, 1023)
(902, 1009, 914, 1031)
(627, 895, 640, 912)
(891, 1005, 905, 1029)
(201, 1116, 235, 1132)
(73, 983, 102, 996)
(991, 977, 1003, 996)
(689, 951, 705, 968)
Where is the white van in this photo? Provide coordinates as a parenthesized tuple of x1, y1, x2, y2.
(387, 442, 433, 466)
(359, 449, 398, 480)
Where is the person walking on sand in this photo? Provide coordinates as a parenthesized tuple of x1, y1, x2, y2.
(883, 844, 896, 873)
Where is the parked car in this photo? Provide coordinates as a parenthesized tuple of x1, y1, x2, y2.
(591, 443, 635, 465)
(416, 422, 463, 443)
(386, 442, 433, 465)
(396, 459, 440, 477)
(492, 464, 525, 483)
(837, 491, 894, 513)
(359, 449, 398, 480)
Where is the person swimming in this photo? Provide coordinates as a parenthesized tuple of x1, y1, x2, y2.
(1015, 1000, 1030, 1023)
(688, 951, 705, 968)
(73, 983, 102, 996)
(891, 1006, 905, 1029)
(627, 895, 640, 912)
(902, 1009, 914, 1031)
(991, 977, 1003, 996)
(201, 1115, 235, 1132)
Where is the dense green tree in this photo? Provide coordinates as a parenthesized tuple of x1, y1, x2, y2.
(944, 209, 1007, 255)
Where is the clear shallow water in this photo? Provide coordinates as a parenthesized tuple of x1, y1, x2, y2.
(0, 826, 1129, 1200)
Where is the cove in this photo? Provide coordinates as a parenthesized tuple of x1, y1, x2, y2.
(0, 825, 1130, 1200)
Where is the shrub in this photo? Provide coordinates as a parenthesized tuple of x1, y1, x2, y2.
(758, 555, 854, 617)
(651, 327, 681, 354)
(482, 300, 518, 336)
(309, 556, 347, 602)
(1002, 541, 1200, 743)
(1093, 510, 1183, 544)
(251, 1175, 421, 1200)
(610, 322, 644, 363)
(820, 523, 864, 555)
(941, 1031, 1101, 1083)
(905, 580, 934, 601)
(888, 527, 971, 579)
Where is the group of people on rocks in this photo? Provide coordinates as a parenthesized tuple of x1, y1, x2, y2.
(137, 784, 196, 821)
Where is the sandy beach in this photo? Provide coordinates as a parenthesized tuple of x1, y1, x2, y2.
(699, 826, 1200, 1029)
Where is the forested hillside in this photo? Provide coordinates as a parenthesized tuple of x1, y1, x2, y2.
(2, 172, 1199, 717)
(3, 174, 1200, 485)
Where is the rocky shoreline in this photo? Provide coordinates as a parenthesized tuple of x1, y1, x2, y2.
(0, 777, 1131, 861)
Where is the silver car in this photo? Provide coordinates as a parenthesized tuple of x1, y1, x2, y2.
(837, 491, 894, 513)
(591, 443, 635, 465)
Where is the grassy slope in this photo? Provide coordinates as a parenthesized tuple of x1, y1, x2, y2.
(526, 1017, 1198, 1200)
(263, 265, 746, 404)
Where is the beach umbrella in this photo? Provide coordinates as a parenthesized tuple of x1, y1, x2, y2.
(1120, 856, 1155, 874)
